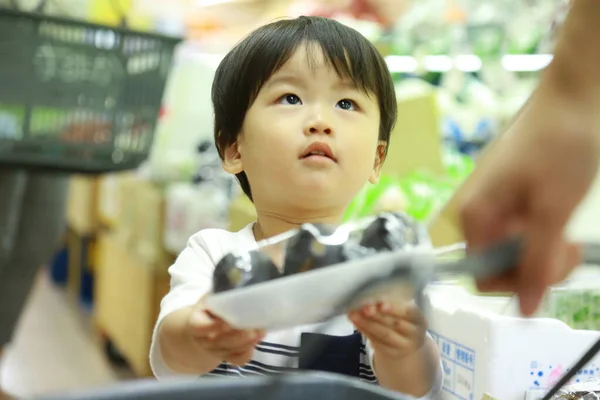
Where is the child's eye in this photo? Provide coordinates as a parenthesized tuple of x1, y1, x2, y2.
(337, 99, 356, 111)
(278, 94, 302, 105)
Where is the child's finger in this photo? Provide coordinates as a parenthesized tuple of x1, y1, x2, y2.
(403, 304, 428, 328)
(205, 329, 265, 352)
(378, 302, 427, 329)
(225, 348, 255, 366)
(393, 319, 427, 346)
(358, 303, 378, 317)
(363, 306, 426, 340)
(218, 338, 261, 361)
(350, 312, 410, 349)
(361, 307, 396, 328)
(189, 309, 230, 338)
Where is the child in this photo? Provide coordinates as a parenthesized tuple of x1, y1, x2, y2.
(150, 16, 442, 398)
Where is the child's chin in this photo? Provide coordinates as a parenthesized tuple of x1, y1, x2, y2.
(287, 185, 340, 202)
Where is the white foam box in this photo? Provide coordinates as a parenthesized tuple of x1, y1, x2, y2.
(423, 284, 600, 400)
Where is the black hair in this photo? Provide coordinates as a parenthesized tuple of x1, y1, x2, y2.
(212, 16, 397, 201)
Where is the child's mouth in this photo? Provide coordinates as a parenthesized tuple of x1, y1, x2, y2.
(304, 151, 328, 158)
(300, 143, 337, 162)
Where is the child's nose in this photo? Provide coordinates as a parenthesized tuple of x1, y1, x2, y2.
(308, 125, 332, 135)
(305, 115, 333, 135)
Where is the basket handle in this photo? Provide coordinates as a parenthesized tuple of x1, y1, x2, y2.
(109, 0, 128, 28)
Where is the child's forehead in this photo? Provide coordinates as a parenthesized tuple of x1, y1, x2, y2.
(266, 45, 354, 85)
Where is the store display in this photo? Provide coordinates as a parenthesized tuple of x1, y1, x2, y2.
(443, 147, 475, 182)
(163, 141, 235, 254)
(148, 43, 220, 181)
(344, 169, 459, 224)
(540, 285, 600, 332)
(0, 105, 22, 139)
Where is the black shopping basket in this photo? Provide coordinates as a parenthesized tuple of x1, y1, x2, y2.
(0, 7, 182, 174)
(37, 372, 408, 400)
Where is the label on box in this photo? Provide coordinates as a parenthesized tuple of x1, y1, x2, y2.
(430, 331, 477, 400)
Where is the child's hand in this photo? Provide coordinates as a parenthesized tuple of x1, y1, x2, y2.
(349, 301, 427, 359)
(187, 304, 265, 366)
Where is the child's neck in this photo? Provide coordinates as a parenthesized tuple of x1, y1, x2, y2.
(253, 210, 345, 242)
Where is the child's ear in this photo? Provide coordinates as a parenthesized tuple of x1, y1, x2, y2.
(222, 141, 244, 175)
(368, 141, 387, 185)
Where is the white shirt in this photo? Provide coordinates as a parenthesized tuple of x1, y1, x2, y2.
(149, 223, 442, 397)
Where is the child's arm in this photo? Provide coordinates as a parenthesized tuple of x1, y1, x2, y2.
(158, 303, 265, 375)
(157, 306, 221, 375)
(349, 302, 442, 397)
(150, 233, 264, 379)
(371, 337, 440, 396)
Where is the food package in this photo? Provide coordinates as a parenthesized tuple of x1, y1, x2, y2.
(212, 212, 430, 295)
(206, 211, 444, 330)
(548, 379, 600, 400)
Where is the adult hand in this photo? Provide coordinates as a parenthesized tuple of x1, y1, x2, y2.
(458, 79, 599, 316)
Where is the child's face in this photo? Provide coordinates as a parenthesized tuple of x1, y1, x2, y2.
(224, 44, 385, 213)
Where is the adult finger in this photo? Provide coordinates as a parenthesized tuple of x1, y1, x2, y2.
(518, 196, 574, 316)
(518, 235, 581, 316)
(475, 274, 517, 293)
(460, 193, 509, 251)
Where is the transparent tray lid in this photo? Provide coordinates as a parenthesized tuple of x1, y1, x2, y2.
(212, 212, 434, 295)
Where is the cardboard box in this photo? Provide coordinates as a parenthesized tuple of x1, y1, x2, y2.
(425, 284, 600, 400)
(428, 193, 464, 247)
(66, 175, 99, 236)
(113, 175, 141, 249)
(109, 174, 168, 265)
(381, 93, 446, 179)
(377, 92, 460, 246)
(94, 232, 171, 377)
(97, 173, 131, 228)
(134, 178, 167, 265)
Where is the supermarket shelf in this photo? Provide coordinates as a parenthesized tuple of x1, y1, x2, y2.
(385, 54, 553, 73)
(182, 44, 553, 73)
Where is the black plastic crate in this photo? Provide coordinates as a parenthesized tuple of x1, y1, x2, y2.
(36, 372, 407, 400)
(0, 8, 181, 173)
